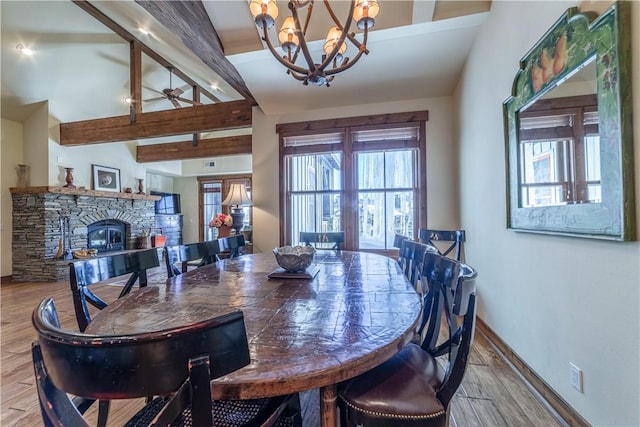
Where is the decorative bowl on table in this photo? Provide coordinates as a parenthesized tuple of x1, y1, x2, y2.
(273, 245, 316, 272)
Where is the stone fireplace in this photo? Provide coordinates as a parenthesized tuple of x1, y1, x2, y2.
(10, 187, 159, 282)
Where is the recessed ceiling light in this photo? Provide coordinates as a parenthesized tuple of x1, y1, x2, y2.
(16, 44, 35, 56)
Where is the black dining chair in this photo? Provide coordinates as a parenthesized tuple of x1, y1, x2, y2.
(218, 234, 247, 258)
(69, 248, 160, 333)
(299, 231, 345, 250)
(164, 240, 223, 278)
(418, 228, 466, 261)
(338, 253, 478, 427)
(32, 297, 301, 427)
(401, 239, 438, 294)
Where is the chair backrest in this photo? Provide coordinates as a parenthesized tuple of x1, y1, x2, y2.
(416, 252, 477, 406)
(401, 240, 438, 293)
(418, 228, 466, 261)
(217, 234, 246, 259)
(299, 231, 344, 250)
(164, 240, 223, 278)
(32, 298, 250, 426)
(69, 249, 160, 332)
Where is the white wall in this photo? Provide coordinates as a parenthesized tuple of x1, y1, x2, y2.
(251, 96, 459, 253)
(174, 176, 199, 244)
(1, 118, 24, 277)
(455, 1, 639, 425)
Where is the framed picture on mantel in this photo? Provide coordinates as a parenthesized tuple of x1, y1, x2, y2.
(92, 165, 120, 192)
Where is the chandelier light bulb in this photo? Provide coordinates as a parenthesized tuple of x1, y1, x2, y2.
(323, 26, 347, 60)
(279, 16, 299, 52)
(354, 0, 379, 29)
(250, 0, 278, 28)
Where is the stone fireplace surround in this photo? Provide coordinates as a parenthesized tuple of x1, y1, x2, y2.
(10, 187, 159, 282)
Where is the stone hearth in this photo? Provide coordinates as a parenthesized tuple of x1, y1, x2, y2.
(10, 187, 159, 282)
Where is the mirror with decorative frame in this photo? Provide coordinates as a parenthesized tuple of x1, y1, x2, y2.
(503, 1, 635, 240)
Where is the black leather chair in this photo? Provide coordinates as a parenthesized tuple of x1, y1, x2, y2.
(418, 229, 466, 261)
(299, 231, 345, 250)
(69, 248, 160, 332)
(338, 253, 478, 427)
(164, 240, 223, 278)
(32, 298, 300, 427)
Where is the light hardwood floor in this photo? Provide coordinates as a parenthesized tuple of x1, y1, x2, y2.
(1, 267, 566, 426)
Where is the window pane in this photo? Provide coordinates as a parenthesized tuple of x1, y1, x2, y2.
(290, 153, 342, 192)
(385, 151, 414, 188)
(359, 192, 385, 249)
(521, 185, 564, 207)
(358, 152, 384, 190)
(291, 193, 341, 245)
(584, 135, 600, 181)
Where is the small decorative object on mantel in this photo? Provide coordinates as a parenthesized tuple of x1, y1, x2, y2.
(63, 167, 75, 188)
(16, 164, 29, 187)
(209, 213, 233, 238)
(136, 178, 145, 195)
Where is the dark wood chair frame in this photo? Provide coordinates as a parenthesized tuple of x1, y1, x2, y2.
(32, 298, 296, 427)
(418, 229, 466, 261)
(338, 253, 478, 426)
(400, 240, 438, 294)
(299, 231, 345, 250)
(164, 240, 223, 278)
(69, 248, 160, 333)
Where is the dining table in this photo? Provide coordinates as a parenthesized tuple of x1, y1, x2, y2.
(86, 250, 422, 426)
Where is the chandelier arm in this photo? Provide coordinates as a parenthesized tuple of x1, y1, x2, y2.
(258, 19, 310, 76)
(290, 3, 318, 73)
(290, 0, 314, 66)
(324, 29, 369, 76)
(323, 0, 368, 54)
(287, 69, 310, 82)
(317, 0, 355, 71)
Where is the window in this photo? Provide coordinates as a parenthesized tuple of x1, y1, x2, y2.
(518, 94, 599, 207)
(198, 175, 252, 241)
(278, 112, 427, 253)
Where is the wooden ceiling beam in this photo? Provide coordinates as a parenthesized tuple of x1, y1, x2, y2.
(72, 0, 221, 103)
(137, 135, 252, 163)
(60, 101, 252, 146)
(135, 0, 256, 105)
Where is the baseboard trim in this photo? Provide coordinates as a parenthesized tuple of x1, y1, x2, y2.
(476, 318, 589, 427)
(0, 275, 14, 284)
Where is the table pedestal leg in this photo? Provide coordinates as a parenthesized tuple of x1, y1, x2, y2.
(320, 384, 338, 427)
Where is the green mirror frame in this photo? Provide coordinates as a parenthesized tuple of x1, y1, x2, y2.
(503, 1, 635, 240)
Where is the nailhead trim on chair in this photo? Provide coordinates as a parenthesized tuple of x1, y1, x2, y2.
(339, 396, 445, 420)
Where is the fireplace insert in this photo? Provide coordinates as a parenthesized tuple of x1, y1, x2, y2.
(87, 219, 126, 253)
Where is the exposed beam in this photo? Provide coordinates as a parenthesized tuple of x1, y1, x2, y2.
(276, 111, 429, 135)
(130, 41, 142, 117)
(135, 0, 256, 105)
(137, 135, 252, 163)
(72, 0, 221, 103)
(60, 101, 252, 146)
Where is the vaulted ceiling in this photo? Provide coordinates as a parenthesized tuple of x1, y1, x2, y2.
(1, 0, 490, 127)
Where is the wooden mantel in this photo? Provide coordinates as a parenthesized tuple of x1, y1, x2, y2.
(10, 186, 160, 201)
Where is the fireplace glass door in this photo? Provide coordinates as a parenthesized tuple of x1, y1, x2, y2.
(87, 220, 125, 252)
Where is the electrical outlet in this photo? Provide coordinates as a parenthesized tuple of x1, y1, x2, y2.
(570, 362, 583, 392)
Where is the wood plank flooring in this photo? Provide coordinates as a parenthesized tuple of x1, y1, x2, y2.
(1, 267, 566, 426)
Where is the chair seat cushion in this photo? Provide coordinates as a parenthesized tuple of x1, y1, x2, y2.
(339, 343, 446, 419)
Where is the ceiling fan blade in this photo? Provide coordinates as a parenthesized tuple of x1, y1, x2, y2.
(170, 88, 184, 97)
(175, 97, 202, 105)
(143, 86, 165, 96)
(171, 99, 182, 108)
(143, 96, 166, 102)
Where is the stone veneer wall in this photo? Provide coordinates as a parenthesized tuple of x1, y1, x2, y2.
(10, 187, 158, 282)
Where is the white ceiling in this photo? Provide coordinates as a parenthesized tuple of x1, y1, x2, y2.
(1, 0, 489, 125)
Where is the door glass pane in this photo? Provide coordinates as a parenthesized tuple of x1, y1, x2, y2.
(202, 182, 222, 240)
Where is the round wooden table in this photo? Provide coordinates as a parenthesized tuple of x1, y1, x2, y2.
(87, 251, 422, 426)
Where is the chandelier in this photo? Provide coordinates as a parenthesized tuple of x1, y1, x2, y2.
(249, 0, 380, 87)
